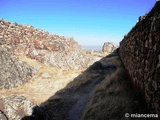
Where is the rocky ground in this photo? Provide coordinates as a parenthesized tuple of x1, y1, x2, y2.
(0, 19, 107, 70)
(0, 43, 105, 119)
(21, 50, 151, 120)
(0, 19, 112, 120)
(21, 51, 119, 120)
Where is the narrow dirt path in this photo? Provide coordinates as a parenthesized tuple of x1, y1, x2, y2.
(68, 67, 116, 120)
(21, 63, 117, 120)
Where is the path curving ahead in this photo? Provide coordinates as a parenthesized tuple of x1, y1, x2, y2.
(21, 62, 117, 120)
(68, 67, 116, 120)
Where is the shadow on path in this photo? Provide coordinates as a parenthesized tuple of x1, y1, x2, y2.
(68, 67, 116, 120)
(22, 51, 118, 120)
(22, 50, 151, 120)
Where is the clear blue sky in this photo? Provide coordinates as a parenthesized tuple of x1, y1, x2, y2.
(0, 0, 156, 46)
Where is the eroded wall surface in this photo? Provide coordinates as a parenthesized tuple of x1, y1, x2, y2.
(120, 2, 160, 113)
(0, 19, 97, 70)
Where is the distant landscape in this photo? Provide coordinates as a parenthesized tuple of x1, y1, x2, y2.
(82, 45, 102, 51)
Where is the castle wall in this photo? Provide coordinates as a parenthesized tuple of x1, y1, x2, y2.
(120, 2, 160, 114)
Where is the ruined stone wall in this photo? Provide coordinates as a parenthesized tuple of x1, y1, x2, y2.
(0, 19, 97, 70)
(120, 2, 160, 114)
(0, 19, 78, 53)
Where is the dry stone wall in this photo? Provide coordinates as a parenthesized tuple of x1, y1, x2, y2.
(120, 2, 160, 114)
(0, 19, 97, 70)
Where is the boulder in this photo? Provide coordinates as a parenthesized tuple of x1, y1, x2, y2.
(0, 45, 33, 89)
(0, 110, 8, 120)
(102, 42, 117, 53)
(0, 95, 35, 120)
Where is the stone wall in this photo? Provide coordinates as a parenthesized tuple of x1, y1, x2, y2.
(120, 2, 160, 114)
(0, 19, 73, 52)
(0, 19, 97, 70)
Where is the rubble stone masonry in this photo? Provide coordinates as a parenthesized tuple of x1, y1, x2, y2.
(0, 19, 97, 70)
(120, 2, 160, 114)
(0, 19, 75, 53)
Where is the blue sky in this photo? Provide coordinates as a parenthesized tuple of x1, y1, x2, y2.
(0, 0, 156, 46)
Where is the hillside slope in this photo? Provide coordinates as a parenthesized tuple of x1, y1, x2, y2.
(0, 19, 104, 70)
(0, 19, 105, 119)
(0, 46, 33, 89)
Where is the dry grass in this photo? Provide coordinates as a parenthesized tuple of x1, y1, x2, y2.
(21, 68, 101, 119)
(64, 71, 99, 91)
(19, 52, 150, 120)
(52, 54, 122, 97)
(22, 53, 124, 119)
(0, 54, 102, 105)
(18, 55, 101, 119)
(100, 55, 123, 67)
(81, 67, 148, 120)
(0, 55, 82, 104)
(1, 52, 148, 120)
